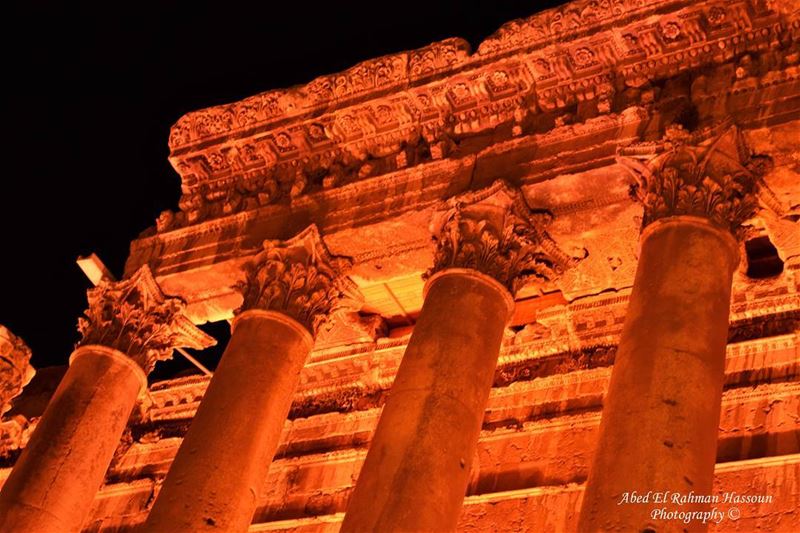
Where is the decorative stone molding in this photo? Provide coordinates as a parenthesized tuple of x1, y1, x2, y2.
(427, 181, 575, 295)
(77, 266, 216, 374)
(149, 0, 797, 233)
(477, 0, 689, 56)
(168, 37, 470, 152)
(314, 312, 388, 349)
(236, 225, 356, 336)
(90, 290, 800, 445)
(0, 326, 35, 417)
(617, 123, 772, 238)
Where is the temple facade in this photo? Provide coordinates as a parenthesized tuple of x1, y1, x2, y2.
(1, 0, 799, 531)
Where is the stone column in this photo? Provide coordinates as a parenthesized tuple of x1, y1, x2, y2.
(142, 225, 352, 533)
(0, 326, 35, 418)
(578, 125, 767, 532)
(0, 267, 213, 533)
(342, 181, 573, 532)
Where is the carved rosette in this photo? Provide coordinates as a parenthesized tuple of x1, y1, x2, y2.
(77, 266, 216, 374)
(427, 181, 574, 295)
(236, 225, 355, 337)
(618, 124, 771, 238)
(0, 326, 35, 417)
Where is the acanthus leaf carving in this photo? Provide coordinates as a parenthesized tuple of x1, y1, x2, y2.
(426, 181, 576, 295)
(617, 122, 772, 238)
(235, 225, 358, 336)
(77, 266, 217, 374)
(0, 326, 35, 417)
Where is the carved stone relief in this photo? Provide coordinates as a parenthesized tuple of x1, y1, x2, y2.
(77, 266, 216, 374)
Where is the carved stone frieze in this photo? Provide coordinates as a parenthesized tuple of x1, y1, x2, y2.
(167, 38, 470, 152)
(77, 266, 216, 374)
(617, 123, 772, 237)
(477, 0, 689, 56)
(150, 0, 797, 233)
(0, 326, 35, 417)
(427, 181, 575, 294)
(236, 225, 357, 336)
(314, 312, 388, 349)
(95, 282, 800, 438)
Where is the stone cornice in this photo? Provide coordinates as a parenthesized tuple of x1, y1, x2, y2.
(155, 0, 799, 235)
(477, 0, 690, 57)
(166, 0, 766, 152)
(169, 0, 699, 155)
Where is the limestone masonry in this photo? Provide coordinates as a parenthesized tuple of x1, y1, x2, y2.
(1, 0, 799, 531)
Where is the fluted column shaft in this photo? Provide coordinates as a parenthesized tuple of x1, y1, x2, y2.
(578, 218, 738, 532)
(142, 310, 312, 532)
(341, 269, 513, 532)
(0, 347, 144, 532)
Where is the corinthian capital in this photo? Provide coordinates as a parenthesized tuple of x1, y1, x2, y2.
(236, 225, 355, 336)
(77, 266, 216, 374)
(0, 326, 35, 416)
(618, 123, 771, 238)
(427, 181, 574, 295)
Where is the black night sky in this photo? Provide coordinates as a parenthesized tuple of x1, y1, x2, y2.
(3, 1, 563, 376)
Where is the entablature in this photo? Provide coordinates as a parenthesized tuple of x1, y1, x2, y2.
(154, 0, 799, 238)
(123, 0, 800, 345)
(127, 118, 800, 327)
